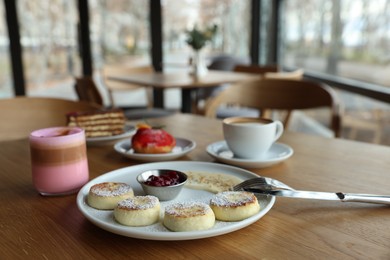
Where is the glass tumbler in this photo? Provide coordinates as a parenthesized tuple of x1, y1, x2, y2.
(29, 126, 89, 196)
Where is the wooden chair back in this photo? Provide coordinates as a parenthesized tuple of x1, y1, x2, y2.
(0, 97, 101, 141)
(74, 76, 104, 106)
(233, 64, 279, 74)
(264, 69, 304, 80)
(102, 65, 154, 107)
(75, 70, 175, 120)
(207, 55, 249, 71)
(195, 64, 280, 115)
(205, 78, 342, 137)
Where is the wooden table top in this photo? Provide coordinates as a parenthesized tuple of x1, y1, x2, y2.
(108, 70, 260, 89)
(1, 114, 389, 259)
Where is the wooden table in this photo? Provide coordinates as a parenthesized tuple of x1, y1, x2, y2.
(1, 114, 389, 259)
(108, 70, 259, 113)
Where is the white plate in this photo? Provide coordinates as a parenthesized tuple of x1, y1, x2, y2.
(86, 125, 136, 145)
(206, 141, 293, 169)
(76, 161, 275, 241)
(114, 138, 196, 162)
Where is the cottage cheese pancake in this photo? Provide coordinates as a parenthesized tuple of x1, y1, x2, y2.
(163, 202, 215, 232)
(87, 182, 134, 210)
(185, 171, 243, 193)
(210, 191, 260, 221)
(114, 195, 160, 227)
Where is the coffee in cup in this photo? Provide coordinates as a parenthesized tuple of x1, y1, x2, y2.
(29, 126, 89, 196)
(223, 117, 284, 159)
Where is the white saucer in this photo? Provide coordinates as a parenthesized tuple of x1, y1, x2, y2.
(206, 141, 293, 168)
(86, 124, 136, 145)
(114, 137, 196, 162)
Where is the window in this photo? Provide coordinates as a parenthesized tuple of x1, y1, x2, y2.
(88, 0, 151, 107)
(281, 0, 390, 87)
(281, 0, 390, 145)
(0, 1, 12, 98)
(17, 0, 80, 98)
(89, 0, 150, 68)
(162, 0, 251, 68)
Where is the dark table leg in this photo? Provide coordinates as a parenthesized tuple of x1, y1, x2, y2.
(181, 88, 194, 113)
(154, 88, 194, 113)
(153, 88, 164, 108)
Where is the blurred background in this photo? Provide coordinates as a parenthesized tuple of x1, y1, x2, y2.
(0, 0, 389, 144)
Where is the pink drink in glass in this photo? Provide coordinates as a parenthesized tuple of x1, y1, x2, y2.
(29, 127, 89, 196)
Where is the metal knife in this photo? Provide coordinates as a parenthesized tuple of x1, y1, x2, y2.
(244, 188, 390, 205)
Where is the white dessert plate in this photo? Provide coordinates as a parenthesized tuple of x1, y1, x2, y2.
(206, 141, 293, 169)
(114, 138, 196, 162)
(86, 124, 136, 145)
(76, 161, 275, 241)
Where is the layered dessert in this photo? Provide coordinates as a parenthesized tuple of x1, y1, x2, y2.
(67, 108, 125, 138)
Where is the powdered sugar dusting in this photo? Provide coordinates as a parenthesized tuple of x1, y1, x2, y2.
(90, 182, 133, 197)
(117, 195, 159, 210)
(165, 201, 212, 217)
(210, 191, 257, 207)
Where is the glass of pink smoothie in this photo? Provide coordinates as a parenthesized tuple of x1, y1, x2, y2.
(29, 126, 89, 196)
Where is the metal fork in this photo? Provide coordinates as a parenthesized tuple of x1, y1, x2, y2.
(232, 176, 390, 205)
(232, 177, 294, 192)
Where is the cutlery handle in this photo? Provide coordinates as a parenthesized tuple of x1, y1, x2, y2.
(341, 193, 390, 205)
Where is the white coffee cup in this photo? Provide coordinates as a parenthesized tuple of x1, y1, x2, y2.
(223, 117, 284, 159)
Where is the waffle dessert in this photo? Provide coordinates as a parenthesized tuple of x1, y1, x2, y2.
(163, 202, 215, 232)
(210, 191, 260, 221)
(114, 195, 161, 226)
(66, 108, 126, 138)
(87, 182, 134, 210)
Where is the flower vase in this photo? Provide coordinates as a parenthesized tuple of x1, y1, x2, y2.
(191, 50, 208, 78)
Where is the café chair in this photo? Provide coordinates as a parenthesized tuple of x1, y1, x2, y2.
(195, 63, 280, 115)
(207, 55, 249, 71)
(264, 69, 304, 80)
(197, 64, 284, 115)
(201, 67, 304, 118)
(204, 78, 342, 137)
(0, 97, 101, 141)
(233, 64, 279, 74)
(74, 76, 175, 120)
(74, 76, 103, 106)
(102, 65, 154, 108)
(194, 55, 249, 114)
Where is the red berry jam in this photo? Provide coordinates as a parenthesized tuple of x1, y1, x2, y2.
(144, 171, 181, 187)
